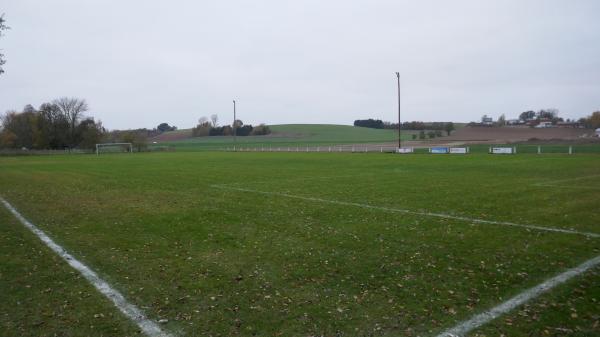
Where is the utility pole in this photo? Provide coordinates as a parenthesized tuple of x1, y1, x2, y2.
(233, 99, 237, 151)
(396, 72, 401, 149)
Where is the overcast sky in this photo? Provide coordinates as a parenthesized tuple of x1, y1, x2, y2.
(1, 0, 599, 130)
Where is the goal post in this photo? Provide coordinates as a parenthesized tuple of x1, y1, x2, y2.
(95, 143, 133, 155)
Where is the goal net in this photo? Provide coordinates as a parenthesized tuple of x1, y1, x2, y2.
(96, 143, 133, 155)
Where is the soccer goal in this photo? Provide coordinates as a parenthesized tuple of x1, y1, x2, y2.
(95, 143, 133, 155)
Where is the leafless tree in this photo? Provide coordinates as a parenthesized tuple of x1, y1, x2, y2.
(0, 14, 9, 75)
(210, 114, 218, 127)
(198, 116, 208, 125)
(53, 97, 88, 146)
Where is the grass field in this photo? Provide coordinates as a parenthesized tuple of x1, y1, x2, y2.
(151, 124, 418, 151)
(1, 152, 599, 336)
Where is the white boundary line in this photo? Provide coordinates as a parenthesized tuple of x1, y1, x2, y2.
(211, 185, 600, 238)
(533, 184, 600, 191)
(0, 197, 172, 337)
(435, 254, 600, 337)
(536, 174, 600, 185)
(533, 174, 600, 189)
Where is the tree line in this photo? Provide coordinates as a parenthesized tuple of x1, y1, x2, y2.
(579, 111, 600, 129)
(0, 98, 104, 150)
(354, 119, 455, 135)
(475, 109, 600, 127)
(192, 115, 271, 137)
(518, 109, 560, 122)
(0, 97, 156, 151)
(477, 109, 564, 126)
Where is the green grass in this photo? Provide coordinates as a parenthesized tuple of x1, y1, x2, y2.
(0, 152, 599, 336)
(0, 206, 140, 336)
(269, 124, 411, 142)
(152, 124, 417, 151)
(472, 267, 600, 336)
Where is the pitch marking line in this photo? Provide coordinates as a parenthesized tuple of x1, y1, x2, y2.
(211, 185, 600, 238)
(533, 174, 600, 189)
(435, 254, 600, 337)
(0, 197, 172, 337)
(534, 184, 600, 191)
(537, 174, 600, 185)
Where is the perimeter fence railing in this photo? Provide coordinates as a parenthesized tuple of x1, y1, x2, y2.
(0, 146, 176, 157)
(3, 143, 598, 156)
(220, 143, 600, 155)
(0, 148, 93, 156)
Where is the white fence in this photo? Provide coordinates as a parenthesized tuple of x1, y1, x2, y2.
(224, 146, 465, 154)
(0, 148, 92, 156)
(223, 145, 585, 155)
(225, 145, 402, 153)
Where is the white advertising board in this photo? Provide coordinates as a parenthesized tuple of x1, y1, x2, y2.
(396, 147, 414, 154)
(491, 147, 514, 154)
(449, 147, 468, 154)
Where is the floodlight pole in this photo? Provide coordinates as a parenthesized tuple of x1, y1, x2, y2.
(233, 99, 237, 151)
(396, 72, 401, 149)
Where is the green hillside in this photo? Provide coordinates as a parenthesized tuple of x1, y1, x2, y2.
(151, 124, 416, 151)
(269, 124, 411, 142)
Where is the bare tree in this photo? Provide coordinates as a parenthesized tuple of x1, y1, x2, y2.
(210, 114, 218, 127)
(53, 97, 88, 146)
(0, 14, 9, 75)
(198, 116, 208, 125)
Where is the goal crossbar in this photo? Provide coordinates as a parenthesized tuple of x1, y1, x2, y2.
(96, 143, 133, 155)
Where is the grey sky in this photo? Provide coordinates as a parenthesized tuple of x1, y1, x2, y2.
(1, 0, 599, 130)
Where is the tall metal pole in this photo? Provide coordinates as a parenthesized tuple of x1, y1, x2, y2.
(233, 100, 237, 151)
(396, 72, 401, 149)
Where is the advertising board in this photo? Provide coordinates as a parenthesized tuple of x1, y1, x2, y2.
(491, 147, 514, 154)
(449, 147, 468, 154)
(430, 147, 449, 154)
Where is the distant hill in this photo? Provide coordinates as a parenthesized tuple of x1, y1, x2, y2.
(268, 124, 410, 143)
(150, 124, 417, 150)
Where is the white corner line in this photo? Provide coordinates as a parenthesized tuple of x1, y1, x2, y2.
(435, 254, 600, 337)
(0, 197, 173, 337)
(211, 185, 600, 239)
